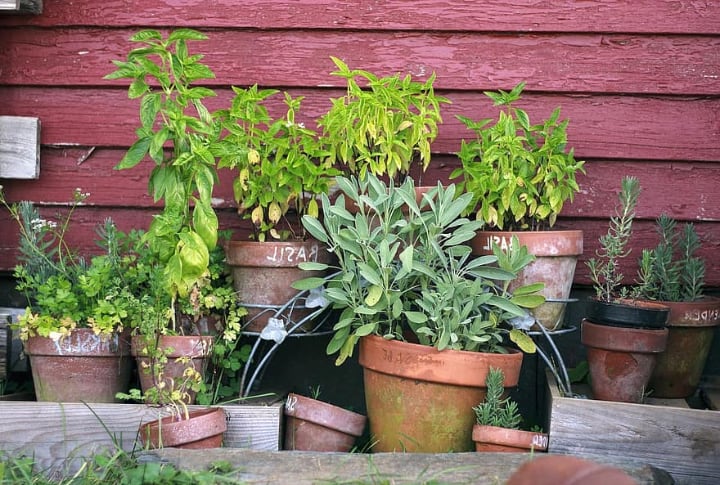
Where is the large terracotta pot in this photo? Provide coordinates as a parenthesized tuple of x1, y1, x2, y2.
(648, 297, 720, 398)
(358, 335, 523, 452)
(283, 392, 367, 452)
(225, 239, 331, 332)
(139, 407, 227, 449)
(131, 335, 213, 405)
(581, 319, 668, 403)
(472, 424, 548, 452)
(471, 230, 583, 331)
(24, 328, 132, 402)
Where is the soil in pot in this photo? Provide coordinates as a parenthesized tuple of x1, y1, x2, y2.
(131, 335, 213, 405)
(24, 328, 132, 402)
(139, 407, 227, 449)
(471, 230, 583, 331)
(283, 392, 367, 452)
(648, 297, 720, 398)
(581, 319, 668, 403)
(472, 425, 548, 453)
(225, 240, 331, 333)
(359, 335, 523, 453)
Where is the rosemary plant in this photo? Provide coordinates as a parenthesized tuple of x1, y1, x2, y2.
(586, 176, 641, 303)
(473, 367, 522, 429)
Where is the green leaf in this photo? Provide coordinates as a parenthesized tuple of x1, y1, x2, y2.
(405, 311, 427, 324)
(365, 284, 383, 306)
(291, 277, 326, 291)
(115, 137, 151, 170)
(509, 329, 536, 353)
(354, 323, 377, 337)
(192, 200, 218, 250)
(301, 215, 329, 243)
(297, 262, 330, 271)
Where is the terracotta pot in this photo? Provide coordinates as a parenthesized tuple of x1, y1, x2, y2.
(507, 455, 639, 485)
(283, 392, 367, 451)
(24, 328, 132, 402)
(139, 407, 227, 449)
(586, 298, 669, 329)
(472, 424, 548, 452)
(358, 335, 523, 452)
(225, 239, 331, 332)
(581, 319, 668, 403)
(471, 230, 583, 331)
(648, 297, 720, 398)
(131, 335, 213, 405)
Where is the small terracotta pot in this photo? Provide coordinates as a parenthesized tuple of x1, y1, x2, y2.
(225, 239, 331, 332)
(359, 335, 523, 452)
(471, 230, 583, 331)
(649, 297, 720, 397)
(472, 424, 548, 452)
(581, 319, 668, 403)
(131, 335, 213, 405)
(507, 455, 639, 485)
(24, 328, 132, 402)
(283, 393, 367, 452)
(139, 407, 227, 449)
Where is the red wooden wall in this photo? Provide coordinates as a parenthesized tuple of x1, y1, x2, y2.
(1, 1, 720, 287)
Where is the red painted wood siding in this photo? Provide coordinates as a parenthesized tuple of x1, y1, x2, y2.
(1, 1, 719, 287)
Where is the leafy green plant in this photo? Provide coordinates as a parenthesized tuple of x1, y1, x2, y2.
(632, 214, 706, 302)
(215, 86, 340, 241)
(105, 28, 220, 302)
(451, 82, 585, 230)
(319, 57, 449, 182)
(473, 367, 522, 429)
(586, 176, 642, 302)
(0, 189, 134, 340)
(293, 174, 543, 365)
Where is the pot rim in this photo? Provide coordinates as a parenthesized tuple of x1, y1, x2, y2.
(581, 319, 668, 353)
(284, 393, 366, 437)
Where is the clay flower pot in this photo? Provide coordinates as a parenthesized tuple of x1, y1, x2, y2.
(507, 455, 639, 485)
(471, 230, 583, 331)
(472, 424, 548, 453)
(24, 328, 132, 402)
(139, 407, 227, 449)
(131, 335, 213, 405)
(648, 297, 720, 398)
(225, 239, 331, 333)
(359, 335, 523, 452)
(581, 319, 668, 403)
(283, 393, 367, 452)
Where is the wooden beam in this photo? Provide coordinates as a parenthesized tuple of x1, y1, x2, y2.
(0, 116, 40, 179)
(0, 0, 19, 10)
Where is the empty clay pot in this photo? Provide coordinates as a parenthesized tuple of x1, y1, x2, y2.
(139, 407, 227, 449)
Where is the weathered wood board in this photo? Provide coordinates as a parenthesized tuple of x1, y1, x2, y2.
(0, 400, 284, 476)
(0, 0, 19, 10)
(0, 116, 40, 179)
(546, 371, 720, 485)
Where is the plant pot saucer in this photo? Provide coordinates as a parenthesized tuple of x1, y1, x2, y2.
(586, 298, 669, 329)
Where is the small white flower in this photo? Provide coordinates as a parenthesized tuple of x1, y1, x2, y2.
(260, 317, 288, 344)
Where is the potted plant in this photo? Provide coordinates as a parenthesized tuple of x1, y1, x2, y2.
(583, 176, 669, 403)
(106, 29, 245, 422)
(452, 82, 585, 331)
(631, 214, 720, 398)
(293, 173, 544, 452)
(319, 57, 449, 185)
(283, 386, 367, 452)
(214, 86, 339, 333)
(0, 189, 132, 403)
(472, 367, 548, 453)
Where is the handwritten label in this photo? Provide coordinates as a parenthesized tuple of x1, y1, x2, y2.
(481, 235, 514, 252)
(266, 244, 320, 264)
(381, 348, 418, 366)
(531, 433, 548, 449)
(285, 394, 298, 413)
(682, 307, 720, 324)
(55, 332, 120, 355)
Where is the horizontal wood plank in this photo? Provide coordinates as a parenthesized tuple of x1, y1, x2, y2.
(0, 0, 19, 11)
(1, 29, 719, 95)
(1, 87, 718, 162)
(547, 372, 720, 485)
(0, 116, 40, 179)
(0, 1, 718, 34)
(0, 400, 283, 475)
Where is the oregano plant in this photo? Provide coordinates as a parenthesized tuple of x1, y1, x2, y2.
(105, 28, 220, 303)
